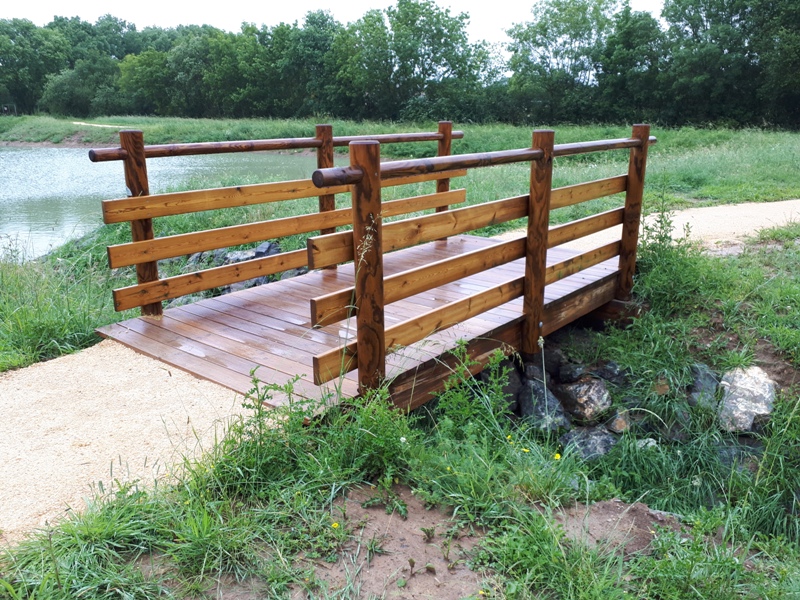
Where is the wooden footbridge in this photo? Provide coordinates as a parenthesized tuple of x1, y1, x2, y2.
(91, 123, 654, 410)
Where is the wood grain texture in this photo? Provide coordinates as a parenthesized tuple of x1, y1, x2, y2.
(617, 125, 650, 300)
(307, 195, 527, 268)
(523, 130, 554, 355)
(351, 142, 386, 391)
(316, 124, 336, 236)
(436, 121, 453, 213)
(119, 130, 162, 317)
(550, 176, 627, 210)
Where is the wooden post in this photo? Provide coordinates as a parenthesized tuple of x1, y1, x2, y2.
(351, 141, 386, 392)
(522, 130, 554, 357)
(119, 130, 162, 317)
(435, 121, 453, 212)
(316, 124, 336, 238)
(617, 124, 650, 301)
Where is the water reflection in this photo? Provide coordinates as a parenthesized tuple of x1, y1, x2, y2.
(0, 147, 329, 257)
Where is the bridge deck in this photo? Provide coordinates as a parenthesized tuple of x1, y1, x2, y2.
(98, 235, 619, 409)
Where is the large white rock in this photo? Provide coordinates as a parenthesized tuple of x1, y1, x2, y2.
(717, 366, 777, 433)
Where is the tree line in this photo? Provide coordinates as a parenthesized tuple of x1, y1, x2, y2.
(0, 0, 797, 127)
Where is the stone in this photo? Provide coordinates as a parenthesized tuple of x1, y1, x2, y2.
(223, 249, 257, 265)
(255, 241, 281, 258)
(636, 438, 658, 450)
(688, 363, 719, 409)
(280, 267, 308, 280)
(717, 366, 777, 433)
(592, 361, 627, 386)
(518, 379, 571, 433)
(522, 361, 551, 386)
(554, 377, 612, 423)
(560, 426, 618, 460)
(542, 347, 565, 378)
(605, 409, 631, 434)
(558, 362, 586, 383)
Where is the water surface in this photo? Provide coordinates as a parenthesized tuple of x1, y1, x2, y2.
(0, 147, 332, 257)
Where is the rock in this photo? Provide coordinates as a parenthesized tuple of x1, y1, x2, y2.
(165, 293, 205, 308)
(559, 362, 586, 383)
(543, 347, 565, 378)
(605, 409, 631, 434)
(636, 438, 658, 450)
(479, 358, 522, 412)
(223, 275, 271, 294)
(715, 439, 763, 473)
(554, 377, 612, 423)
(717, 366, 777, 433)
(255, 241, 281, 258)
(212, 248, 229, 265)
(560, 426, 618, 460)
(223, 249, 257, 265)
(522, 361, 551, 386)
(518, 379, 571, 433)
(592, 361, 627, 386)
(688, 363, 719, 409)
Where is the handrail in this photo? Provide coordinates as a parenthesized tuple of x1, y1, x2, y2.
(89, 129, 465, 162)
(311, 135, 658, 188)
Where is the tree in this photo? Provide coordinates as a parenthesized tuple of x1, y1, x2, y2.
(507, 0, 619, 123)
(40, 56, 120, 116)
(118, 49, 171, 114)
(0, 19, 69, 113)
(596, 5, 667, 122)
(659, 0, 759, 124)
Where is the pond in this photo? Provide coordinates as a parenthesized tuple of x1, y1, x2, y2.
(0, 146, 336, 258)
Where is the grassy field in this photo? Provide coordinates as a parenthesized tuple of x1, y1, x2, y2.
(1, 215, 799, 597)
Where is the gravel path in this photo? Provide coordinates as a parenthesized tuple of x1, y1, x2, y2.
(2, 199, 799, 546)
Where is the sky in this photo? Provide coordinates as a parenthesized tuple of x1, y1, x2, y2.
(4, 0, 664, 46)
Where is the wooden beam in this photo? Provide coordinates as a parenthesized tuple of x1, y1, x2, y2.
(436, 121, 453, 214)
(617, 124, 651, 300)
(547, 208, 624, 248)
(550, 175, 627, 210)
(316, 124, 336, 237)
(523, 130, 554, 356)
(351, 141, 385, 392)
(119, 130, 162, 317)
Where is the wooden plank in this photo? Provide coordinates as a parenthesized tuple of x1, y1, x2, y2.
(545, 242, 620, 286)
(550, 175, 627, 210)
(548, 208, 625, 248)
(316, 124, 336, 236)
(308, 195, 527, 269)
(103, 179, 350, 224)
(523, 130, 554, 355)
(617, 125, 650, 301)
(113, 249, 307, 311)
(314, 277, 524, 385)
(310, 237, 525, 326)
(351, 141, 385, 391)
(436, 121, 452, 213)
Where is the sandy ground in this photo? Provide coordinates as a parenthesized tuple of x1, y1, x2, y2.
(1, 199, 799, 548)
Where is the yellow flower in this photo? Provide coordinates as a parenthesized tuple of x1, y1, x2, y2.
(554, 453, 562, 460)
(332, 522, 340, 529)
(447, 466, 452, 471)
(506, 435, 512, 440)
(522, 448, 530, 453)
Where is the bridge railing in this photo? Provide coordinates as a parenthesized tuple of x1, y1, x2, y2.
(308, 125, 655, 392)
(90, 122, 463, 316)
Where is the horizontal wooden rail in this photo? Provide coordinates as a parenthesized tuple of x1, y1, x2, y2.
(90, 130, 465, 162)
(312, 137, 657, 188)
(547, 208, 624, 248)
(102, 170, 467, 224)
(313, 277, 525, 384)
(109, 189, 465, 268)
(113, 249, 307, 311)
(308, 195, 528, 269)
(550, 175, 627, 210)
(545, 241, 620, 285)
(311, 237, 526, 326)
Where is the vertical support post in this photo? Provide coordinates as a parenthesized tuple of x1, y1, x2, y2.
(119, 130, 162, 317)
(616, 124, 650, 301)
(351, 141, 385, 393)
(435, 120, 453, 213)
(316, 124, 336, 238)
(522, 130, 554, 358)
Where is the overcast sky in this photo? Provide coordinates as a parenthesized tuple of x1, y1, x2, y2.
(4, 0, 664, 46)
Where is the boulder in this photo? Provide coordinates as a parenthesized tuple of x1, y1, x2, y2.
(689, 363, 719, 409)
(518, 379, 571, 433)
(558, 362, 587, 383)
(554, 377, 612, 423)
(717, 366, 777, 433)
(560, 426, 618, 460)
